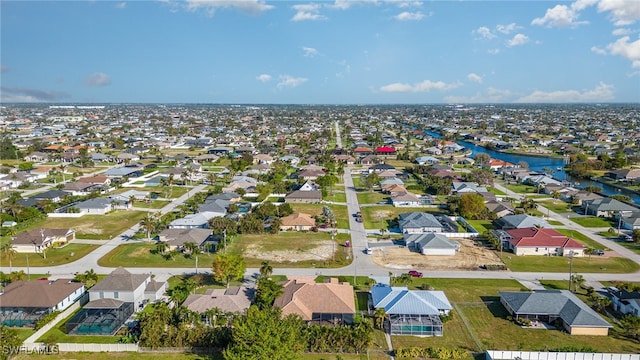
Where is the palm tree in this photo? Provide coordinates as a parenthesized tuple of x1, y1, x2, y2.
(155, 241, 168, 255)
(183, 242, 201, 273)
(83, 269, 98, 288)
(259, 261, 273, 278)
(140, 214, 156, 242)
(373, 307, 388, 331)
(0, 242, 17, 273)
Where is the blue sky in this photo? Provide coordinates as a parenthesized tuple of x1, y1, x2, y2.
(1, 0, 639, 104)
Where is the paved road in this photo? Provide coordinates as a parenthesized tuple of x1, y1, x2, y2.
(3, 126, 639, 286)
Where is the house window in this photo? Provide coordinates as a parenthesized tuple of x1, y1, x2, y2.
(535, 247, 539, 252)
(114, 291, 119, 299)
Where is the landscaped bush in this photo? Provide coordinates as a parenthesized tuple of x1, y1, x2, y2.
(34, 310, 61, 330)
(395, 346, 468, 359)
(484, 264, 507, 271)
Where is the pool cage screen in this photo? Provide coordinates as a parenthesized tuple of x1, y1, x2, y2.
(66, 302, 134, 335)
(387, 313, 444, 336)
(0, 307, 51, 327)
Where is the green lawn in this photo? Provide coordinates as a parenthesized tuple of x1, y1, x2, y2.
(290, 203, 349, 229)
(13, 328, 35, 341)
(555, 228, 610, 250)
(323, 191, 346, 203)
(504, 184, 537, 194)
(131, 200, 170, 209)
(501, 253, 639, 273)
(538, 200, 572, 213)
(569, 216, 615, 228)
(618, 240, 640, 255)
(39, 211, 149, 240)
(487, 186, 506, 196)
(465, 220, 495, 234)
(356, 191, 389, 205)
(1, 244, 98, 267)
(548, 220, 564, 226)
(98, 242, 215, 268)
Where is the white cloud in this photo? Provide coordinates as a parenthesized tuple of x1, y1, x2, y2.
(612, 28, 631, 36)
(473, 26, 496, 40)
(116, 2, 126, 9)
(496, 23, 520, 34)
(380, 80, 461, 93)
(607, 36, 640, 68)
(506, 33, 530, 47)
(302, 46, 319, 57)
(330, 0, 378, 10)
(598, 0, 640, 26)
(394, 11, 425, 21)
(84, 72, 112, 87)
(185, 0, 274, 16)
(531, 4, 588, 28)
(394, 1, 423, 8)
(488, 48, 501, 55)
(276, 75, 308, 89)
(467, 73, 483, 83)
(291, 4, 326, 21)
(444, 87, 513, 103)
(256, 74, 272, 82)
(0, 86, 71, 102)
(515, 82, 614, 103)
(572, 0, 598, 11)
(591, 46, 607, 55)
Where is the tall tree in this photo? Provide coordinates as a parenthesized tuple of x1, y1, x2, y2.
(0, 243, 16, 273)
(211, 253, 246, 287)
(460, 193, 486, 219)
(223, 306, 305, 360)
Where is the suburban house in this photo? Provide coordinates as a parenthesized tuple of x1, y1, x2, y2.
(582, 198, 638, 217)
(11, 228, 75, 253)
(391, 191, 422, 207)
(74, 197, 123, 214)
(89, 268, 166, 311)
(606, 168, 640, 182)
(280, 212, 316, 231)
(502, 227, 585, 257)
(621, 212, 640, 230)
(168, 211, 222, 229)
(273, 278, 356, 325)
(606, 287, 640, 317)
(0, 278, 85, 327)
(499, 290, 612, 335)
(158, 228, 213, 251)
(370, 283, 452, 336)
(404, 233, 460, 255)
(62, 181, 100, 196)
(452, 182, 487, 194)
(284, 190, 322, 203)
(485, 200, 514, 218)
(398, 212, 443, 234)
(183, 286, 255, 320)
(496, 214, 550, 230)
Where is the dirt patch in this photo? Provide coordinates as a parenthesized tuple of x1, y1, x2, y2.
(244, 240, 335, 263)
(371, 238, 505, 270)
(74, 223, 103, 235)
(371, 210, 392, 222)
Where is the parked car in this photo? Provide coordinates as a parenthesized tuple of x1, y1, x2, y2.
(619, 234, 633, 242)
(595, 249, 605, 256)
(407, 270, 423, 278)
(364, 248, 373, 255)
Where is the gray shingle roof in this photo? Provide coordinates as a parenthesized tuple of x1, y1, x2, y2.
(91, 268, 149, 292)
(499, 290, 612, 328)
(399, 212, 442, 230)
(371, 284, 452, 316)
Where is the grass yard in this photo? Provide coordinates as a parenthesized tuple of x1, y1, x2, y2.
(501, 253, 639, 273)
(229, 232, 352, 268)
(569, 216, 615, 228)
(555, 228, 610, 250)
(356, 191, 389, 205)
(504, 183, 537, 194)
(548, 220, 564, 226)
(323, 191, 347, 203)
(290, 203, 349, 229)
(131, 200, 170, 209)
(384, 159, 414, 170)
(13, 327, 35, 341)
(538, 200, 572, 213)
(361, 206, 445, 230)
(1, 244, 98, 267)
(98, 242, 216, 268)
(618, 240, 640, 255)
(37, 211, 149, 240)
(465, 220, 495, 234)
(487, 186, 506, 196)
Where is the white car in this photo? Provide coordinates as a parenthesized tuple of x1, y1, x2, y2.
(364, 248, 373, 255)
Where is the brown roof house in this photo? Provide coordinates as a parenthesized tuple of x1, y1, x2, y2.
(158, 228, 213, 251)
(280, 212, 316, 231)
(274, 278, 356, 325)
(11, 228, 75, 254)
(0, 278, 85, 327)
(183, 286, 255, 323)
(284, 190, 322, 203)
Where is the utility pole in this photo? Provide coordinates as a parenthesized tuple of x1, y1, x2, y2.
(568, 252, 574, 292)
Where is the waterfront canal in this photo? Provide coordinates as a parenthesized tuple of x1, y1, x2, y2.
(424, 130, 640, 204)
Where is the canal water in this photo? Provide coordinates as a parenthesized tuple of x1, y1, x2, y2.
(424, 130, 640, 203)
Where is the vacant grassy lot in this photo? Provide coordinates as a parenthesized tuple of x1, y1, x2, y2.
(504, 183, 537, 194)
(407, 278, 640, 354)
(487, 186, 506, 195)
(357, 191, 389, 205)
(98, 242, 214, 268)
(323, 191, 346, 203)
(37, 211, 149, 240)
(501, 253, 639, 273)
(465, 220, 495, 234)
(538, 200, 572, 213)
(230, 232, 352, 268)
(290, 203, 349, 229)
(1, 244, 98, 267)
(131, 200, 171, 209)
(570, 216, 615, 228)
